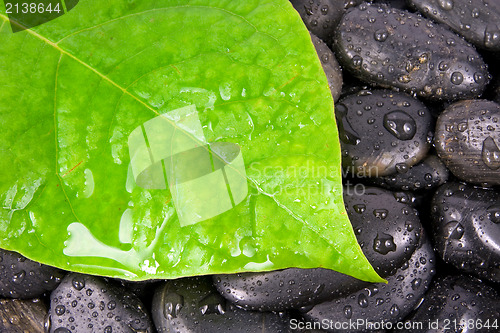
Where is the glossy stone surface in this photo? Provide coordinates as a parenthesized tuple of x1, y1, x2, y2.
(369, 155, 449, 191)
(47, 274, 152, 333)
(435, 99, 500, 186)
(336, 89, 432, 177)
(311, 33, 343, 102)
(343, 186, 423, 276)
(214, 268, 369, 311)
(334, 3, 489, 100)
(152, 277, 289, 333)
(290, 0, 345, 43)
(395, 275, 500, 333)
(410, 0, 500, 50)
(0, 249, 65, 299)
(303, 234, 436, 330)
(431, 182, 500, 283)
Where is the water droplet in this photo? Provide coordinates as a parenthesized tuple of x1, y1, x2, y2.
(411, 278, 422, 290)
(164, 292, 184, 319)
(107, 301, 116, 310)
(321, 5, 328, 15)
(484, 24, 500, 48)
(438, 0, 454, 10)
(398, 75, 411, 83)
(336, 104, 361, 145)
(439, 61, 449, 71)
(474, 72, 485, 84)
(374, 29, 388, 42)
(55, 305, 66, 316)
(373, 209, 388, 219)
(457, 122, 468, 132)
(344, 305, 352, 319)
(353, 204, 366, 214)
(373, 233, 396, 254)
(104, 326, 113, 333)
(72, 276, 85, 291)
(390, 304, 400, 317)
(487, 204, 500, 224)
(444, 221, 465, 239)
(481, 137, 500, 170)
(352, 55, 363, 68)
(383, 110, 416, 140)
(199, 292, 227, 315)
(358, 293, 368, 308)
(395, 163, 409, 173)
(451, 72, 464, 85)
(12, 270, 25, 284)
(471, 8, 479, 18)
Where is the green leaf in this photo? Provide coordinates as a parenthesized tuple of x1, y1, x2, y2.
(0, 0, 384, 282)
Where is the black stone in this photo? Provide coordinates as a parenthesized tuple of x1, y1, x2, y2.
(302, 233, 436, 331)
(311, 33, 343, 102)
(47, 273, 152, 333)
(369, 154, 449, 191)
(336, 89, 432, 177)
(151, 277, 290, 333)
(290, 0, 345, 43)
(431, 182, 500, 283)
(213, 268, 369, 312)
(410, 0, 500, 51)
(0, 249, 65, 299)
(435, 99, 500, 186)
(333, 3, 490, 101)
(344, 186, 423, 276)
(394, 275, 500, 333)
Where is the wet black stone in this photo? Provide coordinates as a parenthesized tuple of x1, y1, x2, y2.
(47, 273, 152, 333)
(435, 99, 500, 186)
(344, 186, 423, 276)
(311, 33, 343, 102)
(0, 249, 66, 299)
(151, 277, 289, 333)
(333, 3, 490, 101)
(410, 0, 500, 51)
(336, 89, 432, 177)
(303, 233, 436, 331)
(369, 154, 449, 191)
(0, 298, 47, 332)
(394, 275, 500, 333)
(431, 182, 500, 283)
(213, 268, 369, 312)
(290, 0, 345, 43)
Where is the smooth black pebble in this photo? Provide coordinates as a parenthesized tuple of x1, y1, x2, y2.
(344, 186, 423, 276)
(334, 3, 489, 100)
(47, 273, 152, 333)
(394, 274, 500, 333)
(337, 89, 432, 176)
(431, 182, 500, 283)
(410, 0, 500, 51)
(0, 298, 47, 332)
(311, 33, 343, 102)
(290, 0, 345, 43)
(369, 154, 449, 191)
(435, 99, 500, 186)
(213, 268, 369, 312)
(302, 233, 436, 331)
(0, 249, 65, 299)
(151, 276, 290, 333)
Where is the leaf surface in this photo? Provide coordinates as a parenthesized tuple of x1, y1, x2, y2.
(0, 0, 383, 282)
